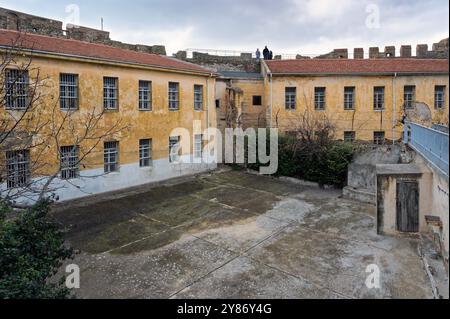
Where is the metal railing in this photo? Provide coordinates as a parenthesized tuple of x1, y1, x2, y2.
(404, 121, 449, 177)
(185, 48, 319, 60)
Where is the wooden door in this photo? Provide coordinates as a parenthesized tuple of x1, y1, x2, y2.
(396, 181, 419, 233)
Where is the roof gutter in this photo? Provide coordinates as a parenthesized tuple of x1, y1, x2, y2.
(269, 71, 448, 77)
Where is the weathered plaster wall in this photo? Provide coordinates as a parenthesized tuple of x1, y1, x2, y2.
(266, 75, 449, 141)
(1, 55, 217, 201)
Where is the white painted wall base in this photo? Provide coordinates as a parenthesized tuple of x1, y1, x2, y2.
(1, 155, 217, 205)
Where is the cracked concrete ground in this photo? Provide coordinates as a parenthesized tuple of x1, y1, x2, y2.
(52, 169, 433, 299)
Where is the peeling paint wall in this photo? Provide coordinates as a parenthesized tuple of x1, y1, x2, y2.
(1, 55, 217, 202)
(266, 75, 449, 141)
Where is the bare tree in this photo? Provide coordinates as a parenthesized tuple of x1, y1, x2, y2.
(0, 33, 129, 209)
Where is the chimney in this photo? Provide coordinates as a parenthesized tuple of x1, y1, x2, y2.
(354, 48, 364, 59)
(400, 45, 412, 58)
(369, 47, 379, 59)
(416, 44, 428, 58)
(384, 46, 395, 58)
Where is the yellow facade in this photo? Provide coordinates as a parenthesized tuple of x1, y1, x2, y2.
(1, 54, 216, 176)
(266, 74, 449, 141)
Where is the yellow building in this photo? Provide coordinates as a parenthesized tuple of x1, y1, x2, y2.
(262, 58, 449, 142)
(0, 30, 216, 203)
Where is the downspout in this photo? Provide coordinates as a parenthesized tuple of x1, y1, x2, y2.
(270, 72, 273, 128)
(392, 72, 398, 145)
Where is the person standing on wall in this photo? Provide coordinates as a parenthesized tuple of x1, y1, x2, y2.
(269, 51, 273, 60)
(256, 48, 261, 61)
(263, 46, 269, 60)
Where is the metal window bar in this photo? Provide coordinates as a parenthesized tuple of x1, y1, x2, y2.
(374, 87, 385, 110)
(139, 81, 152, 111)
(194, 85, 203, 111)
(5, 69, 29, 110)
(60, 145, 79, 179)
(344, 131, 356, 143)
(285, 87, 296, 110)
(194, 134, 203, 159)
(104, 77, 118, 110)
(169, 136, 181, 163)
(60, 74, 79, 110)
(139, 139, 152, 167)
(169, 82, 179, 110)
(404, 86, 415, 109)
(374, 132, 385, 145)
(344, 87, 355, 110)
(104, 141, 119, 173)
(6, 150, 30, 188)
(315, 88, 326, 110)
(435, 86, 446, 109)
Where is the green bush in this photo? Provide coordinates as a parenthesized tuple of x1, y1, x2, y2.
(0, 201, 74, 299)
(242, 131, 355, 187)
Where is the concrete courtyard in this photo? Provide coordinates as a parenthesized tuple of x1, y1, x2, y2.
(52, 168, 433, 299)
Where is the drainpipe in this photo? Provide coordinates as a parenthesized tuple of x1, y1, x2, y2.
(392, 72, 398, 145)
(269, 72, 273, 128)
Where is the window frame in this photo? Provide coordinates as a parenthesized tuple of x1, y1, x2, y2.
(194, 84, 204, 111)
(60, 145, 80, 180)
(138, 80, 152, 111)
(252, 95, 262, 106)
(103, 77, 119, 110)
(5, 69, 29, 110)
(6, 149, 30, 189)
(139, 139, 152, 168)
(285, 87, 297, 110)
(314, 87, 326, 110)
(403, 85, 416, 110)
(104, 141, 119, 173)
(168, 82, 180, 111)
(373, 131, 385, 145)
(344, 131, 356, 143)
(194, 134, 203, 160)
(373, 86, 385, 111)
(344, 87, 355, 110)
(60, 73, 79, 110)
(169, 136, 181, 163)
(435, 85, 446, 110)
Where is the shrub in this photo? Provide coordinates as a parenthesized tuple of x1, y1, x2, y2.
(0, 200, 74, 299)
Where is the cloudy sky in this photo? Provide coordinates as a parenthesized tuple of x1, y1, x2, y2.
(1, 0, 448, 56)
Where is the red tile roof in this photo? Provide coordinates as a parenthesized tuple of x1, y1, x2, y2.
(0, 29, 213, 75)
(266, 58, 449, 75)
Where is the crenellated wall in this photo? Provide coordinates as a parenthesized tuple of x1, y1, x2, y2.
(317, 39, 448, 60)
(0, 7, 166, 55)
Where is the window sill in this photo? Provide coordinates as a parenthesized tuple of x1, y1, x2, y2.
(104, 109, 120, 113)
(374, 109, 386, 112)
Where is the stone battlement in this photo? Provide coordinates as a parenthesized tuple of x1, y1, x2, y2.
(0, 7, 166, 55)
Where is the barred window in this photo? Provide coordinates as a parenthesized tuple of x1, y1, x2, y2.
(194, 85, 203, 111)
(104, 141, 119, 173)
(60, 74, 79, 110)
(194, 134, 203, 159)
(60, 146, 79, 180)
(5, 69, 29, 110)
(6, 150, 30, 189)
(344, 131, 356, 143)
(139, 81, 152, 111)
(315, 87, 326, 110)
(344, 87, 355, 110)
(104, 77, 118, 110)
(374, 131, 385, 145)
(404, 85, 415, 109)
(169, 82, 180, 111)
(169, 136, 180, 163)
(285, 87, 296, 110)
(139, 139, 152, 167)
(374, 87, 385, 110)
(435, 86, 446, 109)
